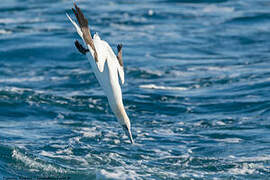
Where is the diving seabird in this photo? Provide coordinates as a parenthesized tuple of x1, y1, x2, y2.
(66, 3, 134, 143)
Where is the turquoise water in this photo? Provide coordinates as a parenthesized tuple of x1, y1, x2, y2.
(1, 0, 270, 179)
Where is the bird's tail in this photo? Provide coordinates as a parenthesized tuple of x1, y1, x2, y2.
(66, 12, 83, 39)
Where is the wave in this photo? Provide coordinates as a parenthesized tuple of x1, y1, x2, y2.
(12, 149, 67, 173)
(0, 77, 44, 83)
(0, 29, 12, 34)
(96, 168, 141, 180)
(0, 17, 42, 24)
(226, 13, 270, 24)
(202, 5, 234, 14)
(139, 84, 188, 91)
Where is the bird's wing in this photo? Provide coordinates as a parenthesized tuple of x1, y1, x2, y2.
(105, 42, 125, 84)
(68, 4, 98, 62)
(118, 65, 125, 85)
(116, 44, 125, 84)
(93, 37, 108, 72)
(67, 3, 124, 78)
(67, 4, 108, 73)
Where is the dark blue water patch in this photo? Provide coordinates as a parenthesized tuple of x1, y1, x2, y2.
(226, 13, 270, 24)
(0, 6, 30, 13)
(158, 0, 229, 3)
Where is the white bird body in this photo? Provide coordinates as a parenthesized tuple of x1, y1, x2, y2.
(66, 4, 133, 143)
(87, 36, 130, 130)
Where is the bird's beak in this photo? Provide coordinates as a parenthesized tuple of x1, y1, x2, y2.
(122, 125, 134, 144)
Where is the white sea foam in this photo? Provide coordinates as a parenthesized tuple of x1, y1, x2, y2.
(0, 18, 41, 24)
(148, 9, 154, 16)
(228, 163, 263, 175)
(235, 155, 270, 162)
(139, 84, 188, 91)
(215, 121, 226, 126)
(73, 127, 101, 138)
(96, 168, 140, 180)
(0, 86, 45, 94)
(0, 29, 12, 34)
(226, 155, 270, 175)
(153, 148, 171, 157)
(180, 171, 205, 178)
(188, 66, 230, 72)
(12, 149, 66, 173)
(215, 138, 242, 143)
(110, 23, 135, 31)
(202, 5, 234, 14)
(143, 69, 163, 76)
(0, 76, 44, 83)
(40, 150, 89, 166)
(153, 128, 175, 136)
(56, 113, 65, 119)
(70, 69, 90, 75)
(50, 76, 69, 81)
(1, 87, 31, 94)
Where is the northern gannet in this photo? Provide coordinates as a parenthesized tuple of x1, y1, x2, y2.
(66, 4, 134, 143)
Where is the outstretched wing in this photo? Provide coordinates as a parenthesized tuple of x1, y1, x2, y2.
(67, 3, 99, 62)
(116, 44, 125, 84)
(103, 43, 125, 84)
(67, 3, 109, 73)
(67, 3, 123, 76)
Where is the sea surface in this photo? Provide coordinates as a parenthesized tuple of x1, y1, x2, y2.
(0, 0, 270, 179)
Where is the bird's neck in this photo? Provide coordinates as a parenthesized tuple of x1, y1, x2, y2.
(110, 101, 130, 128)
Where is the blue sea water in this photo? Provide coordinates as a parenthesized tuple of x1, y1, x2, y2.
(0, 0, 270, 179)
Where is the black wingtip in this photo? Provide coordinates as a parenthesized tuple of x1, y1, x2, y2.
(117, 44, 123, 52)
(74, 2, 78, 9)
(117, 44, 124, 67)
(74, 2, 78, 11)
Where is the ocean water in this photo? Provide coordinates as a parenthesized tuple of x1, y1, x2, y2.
(0, 0, 270, 179)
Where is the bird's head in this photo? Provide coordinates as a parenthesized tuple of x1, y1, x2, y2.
(122, 124, 134, 144)
(114, 107, 134, 144)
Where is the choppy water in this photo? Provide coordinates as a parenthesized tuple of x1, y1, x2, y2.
(0, 0, 270, 179)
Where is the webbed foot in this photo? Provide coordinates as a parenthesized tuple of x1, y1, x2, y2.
(75, 40, 89, 55)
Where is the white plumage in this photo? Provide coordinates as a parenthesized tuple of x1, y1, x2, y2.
(66, 4, 134, 143)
